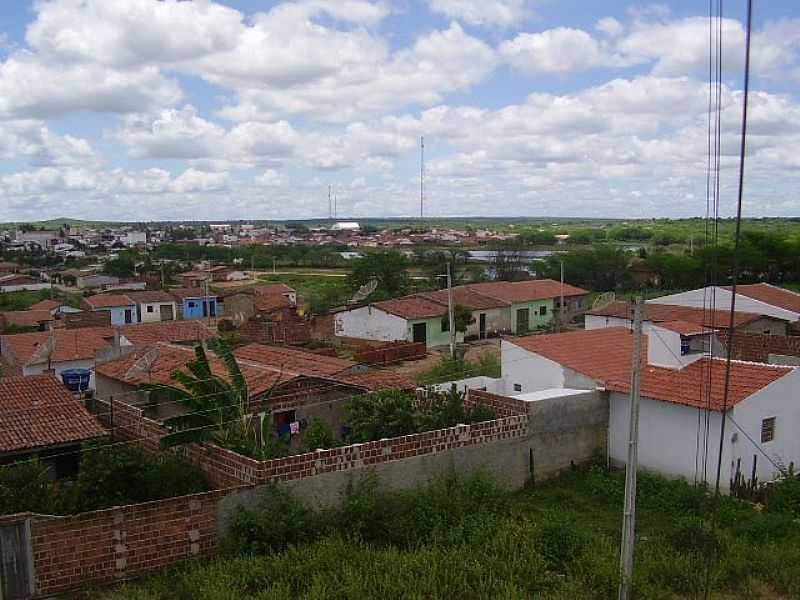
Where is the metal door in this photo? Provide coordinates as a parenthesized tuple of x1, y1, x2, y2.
(479, 313, 486, 339)
(516, 308, 529, 333)
(0, 520, 34, 600)
(412, 322, 427, 345)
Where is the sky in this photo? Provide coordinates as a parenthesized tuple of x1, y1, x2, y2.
(1, 0, 799, 222)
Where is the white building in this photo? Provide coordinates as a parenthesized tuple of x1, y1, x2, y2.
(124, 291, 177, 323)
(649, 283, 800, 324)
(499, 325, 800, 491)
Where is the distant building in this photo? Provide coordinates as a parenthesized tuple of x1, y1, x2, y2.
(331, 222, 360, 231)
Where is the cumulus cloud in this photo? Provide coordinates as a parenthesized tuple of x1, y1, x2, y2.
(428, 0, 534, 27)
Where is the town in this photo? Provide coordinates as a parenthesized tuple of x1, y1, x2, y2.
(1, 1, 799, 599)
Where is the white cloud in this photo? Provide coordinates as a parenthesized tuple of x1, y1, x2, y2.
(596, 17, 624, 37)
(500, 28, 613, 75)
(0, 120, 98, 167)
(428, 0, 534, 27)
(255, 169, 289, 187)
(169, 168, 229, 193)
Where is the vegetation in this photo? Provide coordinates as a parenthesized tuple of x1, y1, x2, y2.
(344, 387, 496, 444)
(347, 251, 411, 301)
(257, 273, 351, 314)
(416, 352, 501, 386)
(99, 468, 800, 599)
(300, 418, 342, 452)
(0, 445, 209, 516)
(142, 341, 287, 460)
(102, 253, 137, 278)
(0, 289, 53, 311)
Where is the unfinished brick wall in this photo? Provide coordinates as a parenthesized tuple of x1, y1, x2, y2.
(29, 489, 226, 596)
(719, 331, 800, 363)
(467, 389, 529, 418)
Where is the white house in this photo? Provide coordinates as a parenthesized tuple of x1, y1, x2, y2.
(585, 301, 789, 336)
(499, 325, 800, 491)
(124, 291, 177, 323)
(649, 283, 800, 324)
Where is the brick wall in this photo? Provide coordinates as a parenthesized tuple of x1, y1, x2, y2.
(719, 331, 800, 363)
(467, 389, 529, 418)
(30, 489, 227, 596)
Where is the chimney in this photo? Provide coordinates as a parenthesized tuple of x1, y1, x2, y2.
(647, 322, 712, 369)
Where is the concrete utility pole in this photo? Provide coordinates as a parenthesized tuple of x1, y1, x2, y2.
(420, 136, 425, 219)
(447, 262, 455, 359)
(619, 297, 643, 600)
(204, 277, 212, 327)
(559, 260, 565, 332)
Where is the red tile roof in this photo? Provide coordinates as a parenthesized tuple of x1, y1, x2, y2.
(96, 343, 290, 398)
(123, 290, 176, 304)
(254, 294, 293, 313)
(85, 294, 135, 309)
(509, 327, 792, 411)
(1, 310, 54, 328)
(253, 283, 295, 296)
(653, 321, 711, 336)
(233, 343, 355, 378)
(0, 374, 107, 453)
(0, 275, 39, 286)
(587, 301, 772, 328)
(467, 279, 589, 304)
(1, 327, 114, 366)
(335, 370, 416, 391)
(374, 295, 449, 320)
(29, 299, 62, 312)
(725, 283, 800, 314)
(118, 320, 215, 346)
(419, 286, 508, 310)
(169, 287, 219, 300)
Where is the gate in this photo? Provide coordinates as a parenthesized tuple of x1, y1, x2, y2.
(0, 520, 34, 600)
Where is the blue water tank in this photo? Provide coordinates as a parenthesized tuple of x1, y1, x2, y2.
(61, 368, 91, 392)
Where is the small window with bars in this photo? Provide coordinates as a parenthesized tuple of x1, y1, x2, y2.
(761, 417, 776, 443)
(513, 383, 522, 392)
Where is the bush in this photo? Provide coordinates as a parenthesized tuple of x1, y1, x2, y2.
(345, 390, 417, 443)
(766, 477, 800, 518)
(534, 520, 587, 571)
(415, 352, 500, 386)
(0, 460, 61, 515)
(301, 418, 341, 452)
(414, 385, 496, 431)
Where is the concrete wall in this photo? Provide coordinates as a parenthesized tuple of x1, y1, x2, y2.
(335, 305, 409, 343)
(732, 368, 800, 484)
(511, 299, 553, 333)
(24, 358, 97, 390)
(139, 302, 176, 323)
(96, 305, 137, 325)
(407, 316, 464, 349)
(465, 307, 508, 339)
(429, 375, 503, 395)
(501, 339, 566, 394)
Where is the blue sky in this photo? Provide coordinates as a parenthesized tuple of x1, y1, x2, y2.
(0, 0, 799, 221)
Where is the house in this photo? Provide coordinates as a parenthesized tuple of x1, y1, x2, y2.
(95, 342, 408, 449)
(15, 229, 61, 249)
(333, 279, 590, 347)
(0, 309, 55, 332)
(499, 326, 800, 491)
(0, 328, 115, 389)
(585, 301, 789, 336)
(178, 271, 212, 288)
(116, 320, 215, 347)
(0, 274, 51, 293)
(223, 284, 297, 324)
(124, 290, 177, 323)
(171, 288, 222, 320)
(0, 261, 20, 275)
(84, 294, 138, 325)
(0, 374, 107, 477)
(649, 283, 800, 324)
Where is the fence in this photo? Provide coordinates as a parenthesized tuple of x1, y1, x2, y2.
(355, 341, 426, 365)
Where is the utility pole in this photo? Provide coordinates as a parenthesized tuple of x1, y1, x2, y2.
(420, 136, 425, 219)
(559, 260, 565, 332)
(447, 262, 455, 359)
(619, 297, 643, 600)
(204, 277, 212, 328)
(328, 184, 332, 220)
(334, 189, 338, 220)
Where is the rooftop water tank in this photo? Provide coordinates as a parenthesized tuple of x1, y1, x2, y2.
(61, 368, 91, 393)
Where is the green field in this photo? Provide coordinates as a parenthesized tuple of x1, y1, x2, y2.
(97, 467, 800, 600)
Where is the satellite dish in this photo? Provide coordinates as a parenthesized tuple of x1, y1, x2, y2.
(592, 292, 616, 310)
(124, 346, 161, 381)
(350, 278, 378, 304)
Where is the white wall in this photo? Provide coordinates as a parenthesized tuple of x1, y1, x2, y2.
(0, 283, 51, 293)
(428, 376, 503, 394)
(649, 287, 800, 322)
(501, 340, 566, 395)
(335, 305, 409, 342)
(24, 358, 97, 390)
(585, 314, 630, 330)
(731, 368, 800, 484)
(139, 302, 176, 323)
(608, 391, 729, 489)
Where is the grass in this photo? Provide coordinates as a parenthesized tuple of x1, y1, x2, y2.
(257, 273, 352, 309)
(0, 289, 52, 311)
(95, 467, 800, 599)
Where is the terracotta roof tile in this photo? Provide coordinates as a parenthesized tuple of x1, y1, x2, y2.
(85, 294, 135, 309)
(1, 310, 54, 328)
(169, 287, 219, 300)
(233, 343, 355, 378)
(587, 301, 772, 328)
(374, 296, 448, 320)
(1, 327, 113, 366)
(467, 279, 589, 304)
(725, 283, 800, 314)
(419, 287, 508, 310)
(254, 294, 293, 313)
(96, 343, 290, 398)
(510, 327, 792, 411)
(0, 374, 107, 453)
(653, 320, 710, 336)
(118, 320, 215, 346)
(29, 299, 61, 312)
(123, 290, 176, 304)
(335, 370, 416, 391)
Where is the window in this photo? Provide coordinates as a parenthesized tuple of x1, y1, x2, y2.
(146, 305, 154, 313)
(188, 301, 195, 308)
(539, 305, 547, 316)
(761, 417, 776, 443)
(441, 317, 449, 332)
(513, 383, 522, 392)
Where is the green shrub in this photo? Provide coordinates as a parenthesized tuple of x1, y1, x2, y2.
(0, 460, 60, 515)
(766, 477, 800, 518)
(534, 520, 587, 571)
(415, 352, 500, 386)
(345, 390, 417, 443)
(300, 418, 341, 452)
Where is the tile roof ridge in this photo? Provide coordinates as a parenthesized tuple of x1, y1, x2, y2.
(708, 355, 794, 370)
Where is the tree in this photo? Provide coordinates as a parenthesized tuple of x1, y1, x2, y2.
(453, 304, 473, 333)
(542, 244, 631, 291)
(347, 251, 410, 301)
(142, 340, 286, 459)
(103, 255, 136, 278)
(491, 242, 528, 281)
(345, 390, 417, 443)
